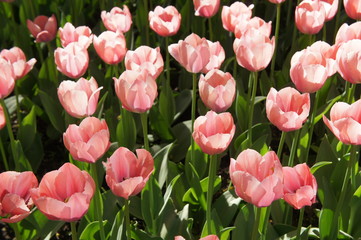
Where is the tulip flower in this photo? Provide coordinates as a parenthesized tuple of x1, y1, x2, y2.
(283, 163, 317, 209)
(125, 46, 164, 79)
(58, 22, 93, 48)
(230, 149, 284, 207)
(320, 0, 338, 21)
(290, 41, 336, 93)
(31, 163, 95, 222)
(221, 2, 254, 33)
(63, 117, 110, 163)
(0, 105, 5, 130)
(233, 27, 275, 72)
(234, 16, 272, 39)
(104, 147, 154, 199)
(57, 77, 102, 118)
(199, 69, 236, 112)
(193, 0, 220, 18)
(0, 58, 15, 99)
(114, 70, 157, 113)
(336, 39, 361, 84)
(266, 87, 310, 132)
(0, 47, 36, 80)
(344, 0, 361, 20)
(335, 22, 361, 45)
(268, 0, 286, 4)
(295, 0, 326, 35)
(148, 6, 181, 37)
(0, 171, 38, 223)
(202, 40, 225, 74)
(27, 14, 57, 42)
(175, 235, 219, 240)
(101, 6, 132, 33)
(192, 111, 236, 155)
(93, 31, 127, 65)
(54, 42, 89, 79)
(323, 99, 361, 145)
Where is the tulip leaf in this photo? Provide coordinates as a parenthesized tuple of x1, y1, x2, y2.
(201, 209, 223, 237)
(170, 120, 191, 162)
(185, 143, 208, 181)
(174, 89, 192, 121)
(182, 162, 207, 210)
(131, 228, 163, 240)
(153, 143, 173, 188)
(18, 106, 36, 150)
(109, 208, 125, 240)
(310, 161, 333, 174)
(348, 185, 361, 238)
(79, 220, 108, 240)
(13, 140, 32, 171)
(38, 90, 65, 133)
(149, 105, 174, 141)
(319, 208, 334, 239)
(116, 109, 136, 151)
(232, 204, 255, 239)
(214, 190, 242, 227)
(159, 77, 176, 125)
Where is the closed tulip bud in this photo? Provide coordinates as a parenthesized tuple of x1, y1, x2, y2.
(104, 147, 154, 200)
(30, 163, 95, 222)
(0, 171, 38, 223)
(335, 22, 361, 45)
(193, 0, 220, 18)
(54, 42, 89, 79)
(0, 58, 15, 99)
(222, 2, 254, 33)
(63, 117, 110, 163)
(149, 6, 181, 37)
(27, 14, 57, 42)
(199, 69, 236, 112)
(230, 149, 284, 207)
(323, 99, 361, 145)
(234, 16, 272, 39)
(266, 87, 310, 132)
(344, 0, 361, 20)
(125, 46, 164, 79)
(202, 40, 225, 73)
(57, 77, 102, 118)
(320, 0, 338, 21)
(58, 22, 93, 48)
(283, 163, 317, 209)
(0, 47, 36, 80)
(192, 111, 235, 155)
(114, 70, 158, 113)
(336, 39, 361, 84)
(101, 6, 132, 33)
(295, 0, 326, 35)
(93, 31, 127, 65)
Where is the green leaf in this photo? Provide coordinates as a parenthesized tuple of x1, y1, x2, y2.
(18, 106, 36, 150)
(170, 120, 191, 162)
(79, 220, 108, 240)
(214, 190, 242, 227)
(116, 109, 137, 151)
(201, 209, 223, 237)
(159, 78, 176, 125)
(319, 208, 334, 239)
(109, 210, 125, 240)
(182, 162, 207, 210)
(153, 143, 173, 188)
(149, 105, 174, 141)
(311, 161, 333, 174)
(232, 204, 255, 239)
(131, 228, 163, 240)
(185, 143, 208, 180)
(38, 90, 65, 133)
(13, 140, 32, 171)
(174, 89, 192, 121)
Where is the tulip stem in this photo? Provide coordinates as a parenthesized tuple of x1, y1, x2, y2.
(208, 18, 213, 41)
(0, 137, 9, 170)
(296, 207, 305, 239)
(304, 90, 320, 163)
(14, 86, 22, 125)
(70, 221, 78, 240)
(260, 206, 271, 240)
(345, 82, 356, 104)
(124, 199, 132, 240)
(252, 207, 261, 240)
(140, 112, 150, 152)
(206, 154, 217, 234)
(11, 222, 21, 240)
(165, 37, 170, 85)
(90, 163, 106, 240)
(277, 131, 286, 160)
(270, 3, 281, 87)
(287, 129, 300, 167)
(248, 71, 258, 148)
(191, 73, 197, 163)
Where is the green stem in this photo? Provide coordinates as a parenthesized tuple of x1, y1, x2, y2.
(208, 17, 213, 41)
(252, 207, 261, 240)
(165, 37, 170, 86)
(70, 221, 78, 240)
(90, 163, 106, 240)
(191, 73, 197, 163)
(11, 222, 21, 240)
(206, 154, 218, 234)
(14, 85, 22, 125)
(140, 112, 149, 152)
(287, 129, 301, 167)
(260, 206, 271, 240)
(286, 0, 293, 28)
(232, 56, 237, 80)
(346, 82, 356, 104)
(270, 3, 281, 87)
(322, 24, 327, 41)
(296, 208, 305, 239)
(350, 145, 358, 191)
(304, 91, 320, 163)
(277, 131, 287, 160)
(0, 137, 9, 170)
(124, 199, 132, 240)
(248, 71, 258, 147)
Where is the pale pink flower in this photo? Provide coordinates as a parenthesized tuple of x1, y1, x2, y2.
(58, 22, 93, 48)
(193, 0, 220, 18)
(0, 47, 36, 80)
(149, 6, 181, 37)
(93, 31, 127, 65)
(295, 0, 326, 34)
(101, 6, 132, 33)
(221, 2, 254, 33)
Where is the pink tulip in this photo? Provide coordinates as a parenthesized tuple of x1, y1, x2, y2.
(344, 0, 361, 20)
(0, 47, 36, 80)
(0, 58, 15, 99)
(266, 87, 310, 132)
(168, 33, 210, 73)
(149, 6, 181, 37)
(31, 163, 95, 221)
(199, 69, 236, 112)
(0, 171, 38, 223)
(323, 99, 361, 145)
(63, 117, 110, 163)
(268, 0, 286, 4)
(202, 40, 225, 74)
(125, 46, 164, 79)
(54, 42, 89, 79)
(114, 70, 158, 113)
(234, 16, 272, 39)
(27, 14, 57, 42)
(230, 149, 284, 207)
(192, 111, 235, 155)
(336, 39, 361, 84)
(193, 0, 220, 18)
(93, 31, 127, 65)
(104, 147, 154, 199)
(175, 235, 219, 240)
(57, 77, 102, 118)
(101, 6, 132, 33)
(233, 27, 275, 72)
(283, 163, 317, 209)
(58, 22, 93, 48)
(295, 0, 326, 35)
(320, 0, 338, 21)
(335, 22, 361, 45)
(0, 105, 5, 130)
(221, 2, 254, 33)
(290, 41, 336, 93)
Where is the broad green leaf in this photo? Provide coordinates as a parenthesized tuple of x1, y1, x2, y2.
(182, 162, 207, 210)
(170, 120, 191, 162)
(319, 208, 334, 239)
(185, 143, 207, 181)
(149, 105, 174, 141)
(232, 204, 255, 239)
(38, 90, 65, 133)
(109, 209, 125, 240)
(116, 109, 136, 151)
(201, 209, 223, 237)
(174, 89, 192, 121)
(18, 106, 36, 150)
(159, 78, 176, 125)
(153, 143, 173, 188)
(214, 190, 242, 227)
(79, 220, 108, 240)
(311, 161, 333, 174)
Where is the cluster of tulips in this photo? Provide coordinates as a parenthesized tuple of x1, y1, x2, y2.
(1, 0, 361, 239)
